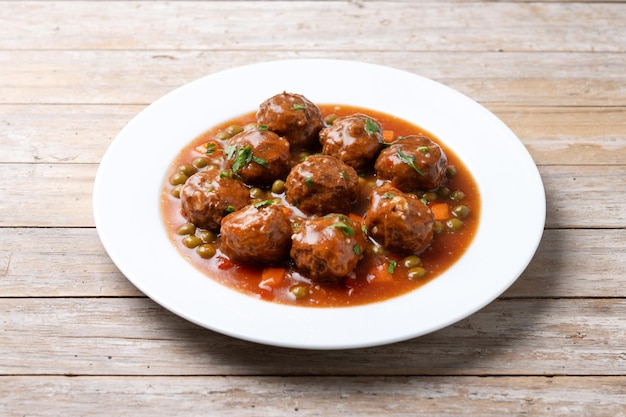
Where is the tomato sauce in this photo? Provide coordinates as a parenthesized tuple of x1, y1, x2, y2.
(161, 105, 480, 307)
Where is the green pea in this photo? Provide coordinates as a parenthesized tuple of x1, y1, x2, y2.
(215, 131, 232, 141)
(450, 190, 466, 202)
(407, 267, 427, 280)
(249, 187, 265, 199)
(446, 165, 458, 177)
(433, 221, 444, 234)
(290, 285, 309, 299)
(192, 157, 209, 168)
(177, 223, 196, 236)
(197, 230, 217, 243)
(178, 164, 197, 177)
(324, 114, 338, 125)
(446, 218, 464, 231)
(368, 243, 387, 256)
(452, 205, 471, 219)
(182, 235, 202, 248)
(196, 243, 216, 259)
(225, 125, 243, 136)
(171, 185, 182, 198)
(170, 172, 188, 186)
(422, 192, 438, 202)
(271, 179, 286, 194)
(437, 186, 450, 198)
(403, 255, 422, 269)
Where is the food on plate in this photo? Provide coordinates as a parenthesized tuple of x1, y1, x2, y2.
(375, 135, 448, 192)
(220, 203, 292, 264)
(364, 184, 434, 254)
(319, 113, 384, 171)
(256, 92, 324, 149)
(179, 169, 249, 232)
(290, 214, 368, 283)
(161, 93, 480, 307)
(223, 128, 291, 186)
(285, 154, 359, 216)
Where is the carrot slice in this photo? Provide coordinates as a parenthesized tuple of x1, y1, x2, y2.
(430, 202, 450, 221)
(260, 267, 286, 288)
(382, 130, 395, 143)
(367, 263, 395, 283)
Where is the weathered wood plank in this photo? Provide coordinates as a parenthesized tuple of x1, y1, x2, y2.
(1, 298, 625, 376)
(0, 50, 623, 106)
(0, 163, 623, 228)
(1, 228, 624, 298)
(1, 1, 623, 52)
(1, 375, 625, 417)
(2, 104, 625, 165)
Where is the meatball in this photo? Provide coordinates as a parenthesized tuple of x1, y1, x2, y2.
(220, 203, 292, 265)
(179, 169, 249, 232)
(364, 184, 434, 255)
(374, 135, 448, 192)
(256, 92, 323, 150)
(319, 113, 384, 171)
(291, 214, 367, 283)
(223, 129, 291, 186)
(285, 154, 359, 216)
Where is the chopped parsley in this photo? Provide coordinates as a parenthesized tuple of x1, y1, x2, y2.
(257, 124, 268, 131)
(327, 221, 355, 237)
(291, 103, 306, 111)
(254, 199, 274, 208)
(384, 192, 395, 199)
(206, 142, 217, 155)
(305, 177, 313, 188)
(387, 260, 398, 274)
(225, 205, 236, 213)
(364, 117, 380, 135)
(396, 147, 425, 176)
(353, 244, 362, 255)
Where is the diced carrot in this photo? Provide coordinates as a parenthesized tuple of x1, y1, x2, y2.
(259, 267, 286, 288)
(430, 202, 450, 221)
(382, 130, 395, 143)
(367, 263, 394, 283)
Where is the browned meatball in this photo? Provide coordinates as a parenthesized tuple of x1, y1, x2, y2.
(220, 203, 292, 265)
(256, 92, 323, 150)
(290, 214, 367, 283)
(223, 129, 291, 186)
(179, 169, 249, 232)
(364, 184, 434, 255)
(374, 135, 448, 192)
(285, 154, 359, 216)
(319, 113, 384, 171)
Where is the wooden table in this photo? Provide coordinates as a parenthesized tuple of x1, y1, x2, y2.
(1, 1, 625, 415)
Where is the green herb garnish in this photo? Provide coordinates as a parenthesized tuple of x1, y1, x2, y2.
(254, 199, 274, 208)
(364, 117, 380, 135)
(418, 146, 430, 153)
(384, 192, 395, 199)
(396, 148, 425, 176)
(327, 221, 355, 237)
(387, 260, 398, 274)
(305, 177, 313, 188)
(353, 244, 362, 255)
(257, 124, 268, 131)
(206, 142, 217, 155)
(291, 103, 306, 111)
(225, 205, 236, 213)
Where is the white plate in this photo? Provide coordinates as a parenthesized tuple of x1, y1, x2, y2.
(93, 59, 545, 349)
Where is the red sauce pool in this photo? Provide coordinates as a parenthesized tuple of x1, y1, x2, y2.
(161, 104, 480, 307)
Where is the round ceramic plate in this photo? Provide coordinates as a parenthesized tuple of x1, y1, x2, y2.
(93, 59, 545, 349)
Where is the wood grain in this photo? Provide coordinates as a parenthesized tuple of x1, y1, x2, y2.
(1, 297, 626, 376)
(1, 376, 625, 417)
(1, 50, 624, 106)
